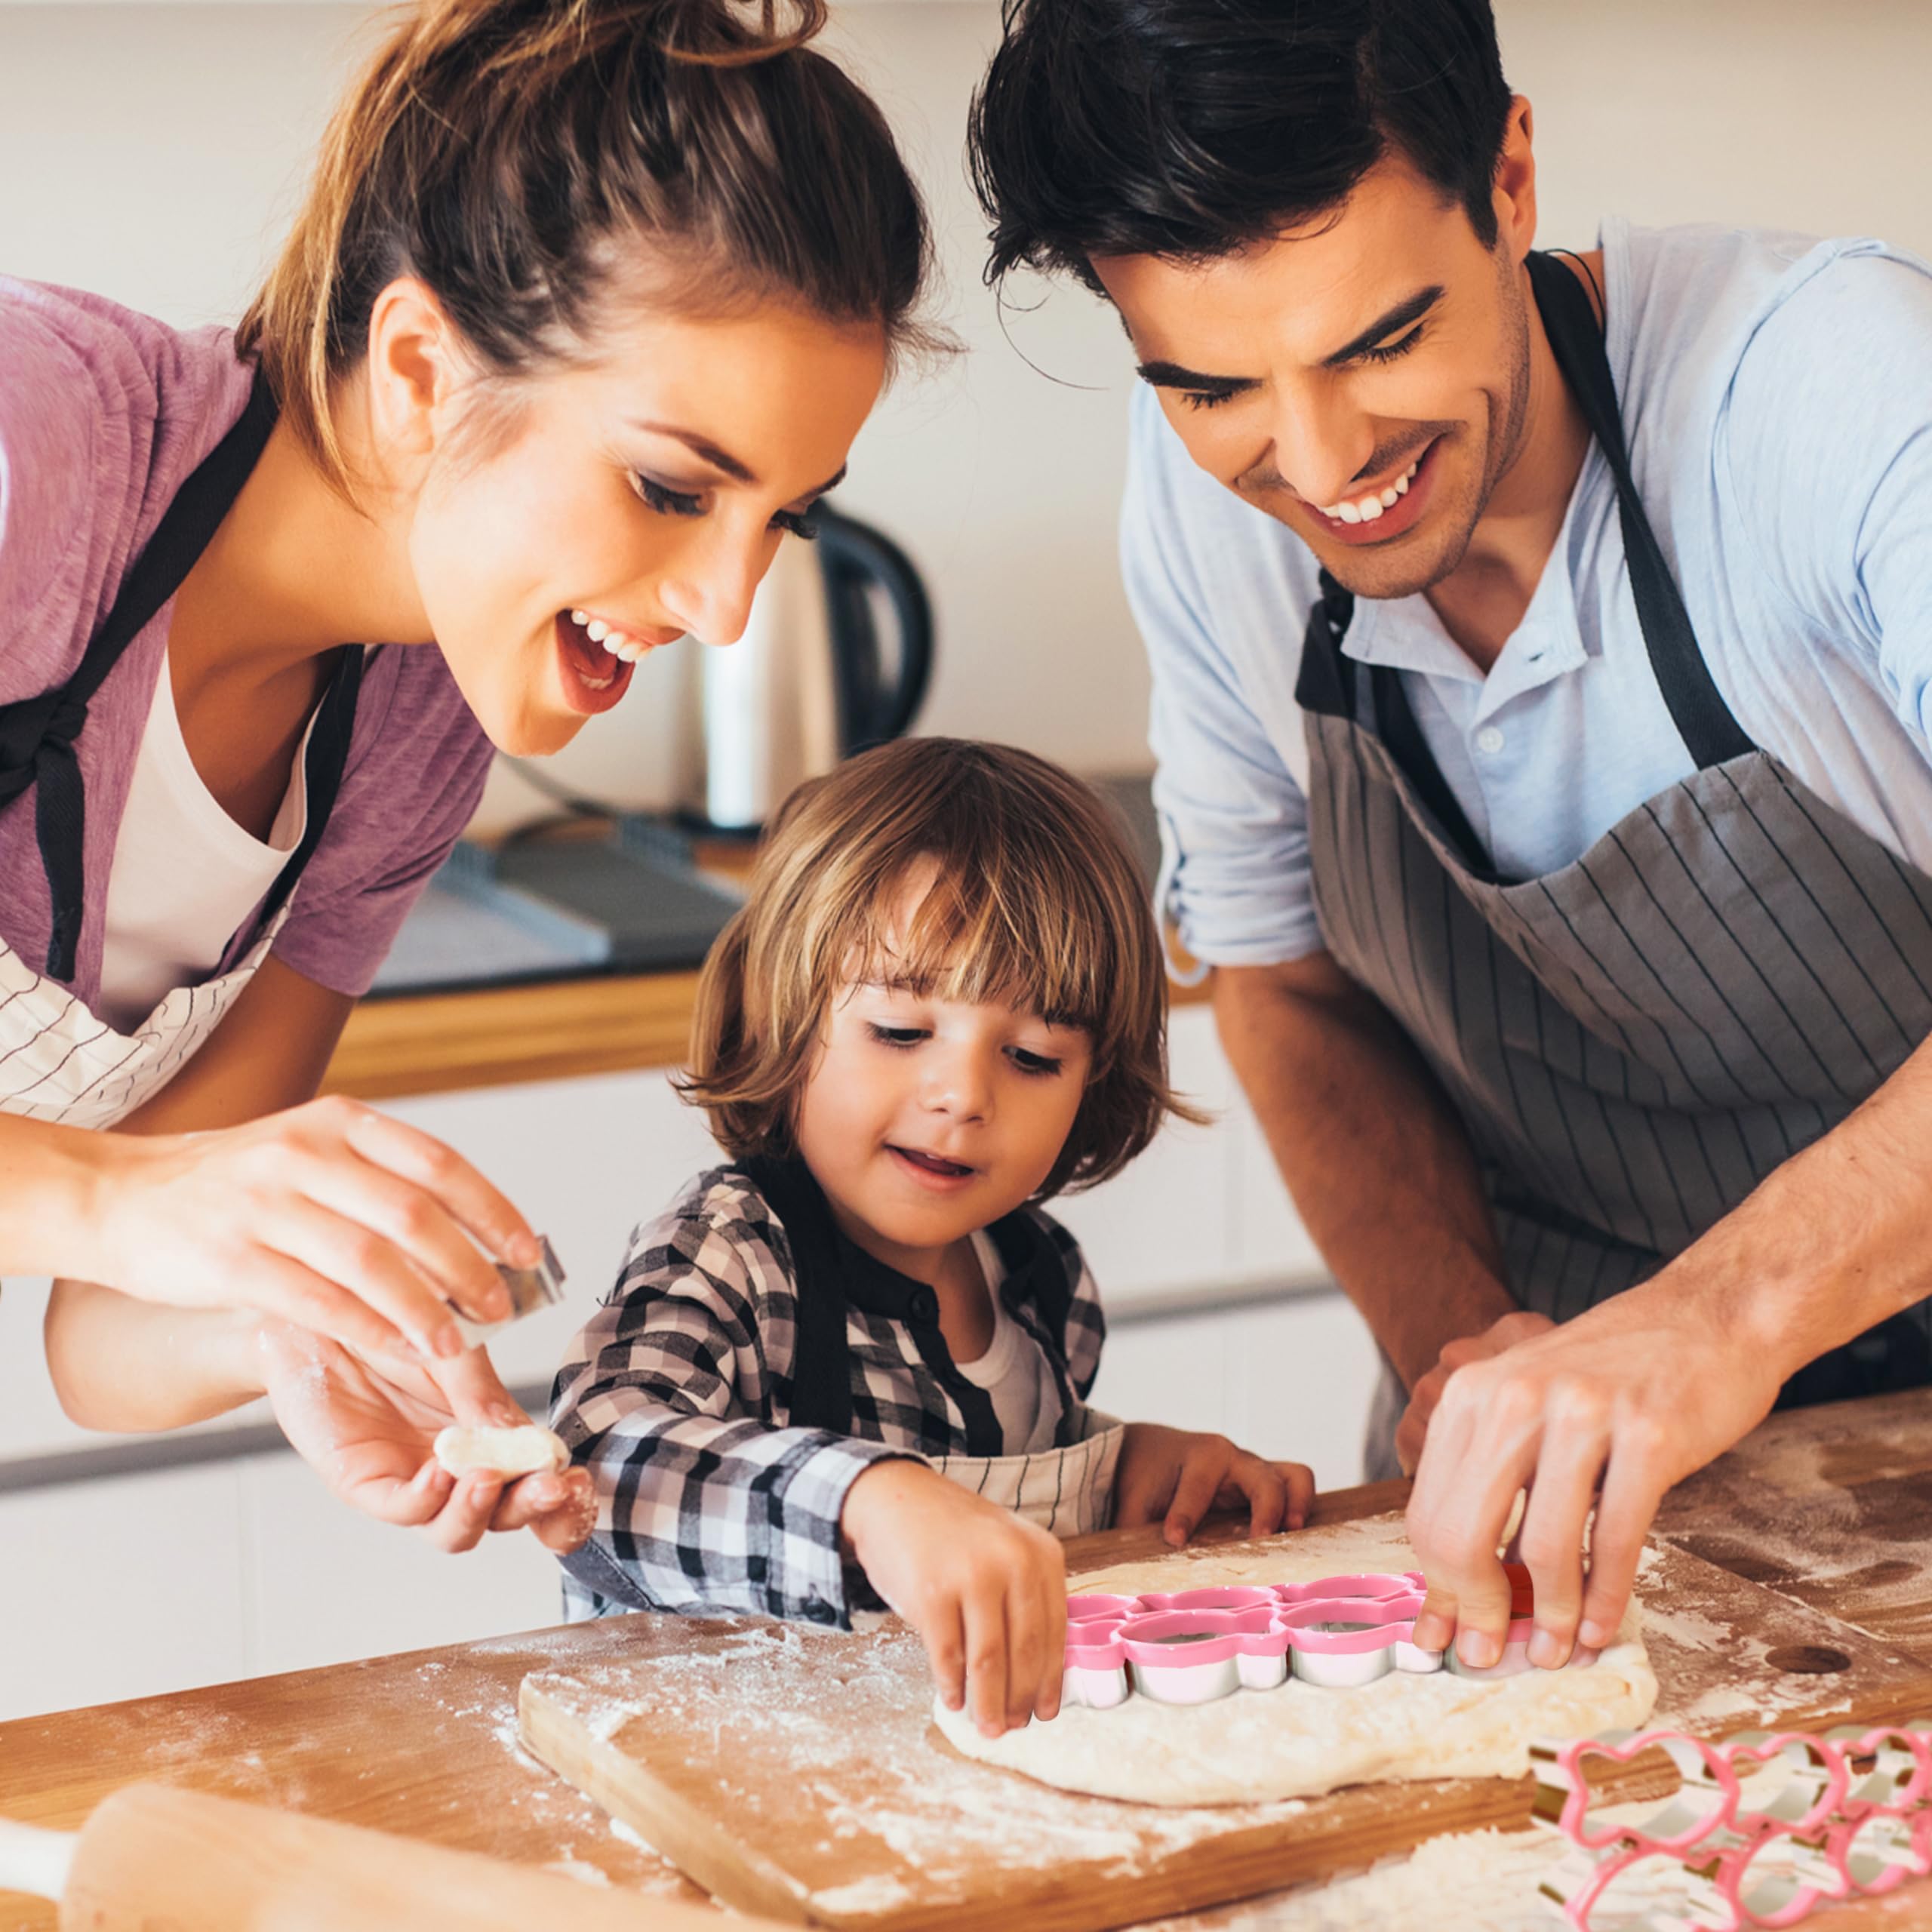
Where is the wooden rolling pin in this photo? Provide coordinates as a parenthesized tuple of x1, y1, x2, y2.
(2, 1783, 785, 1931)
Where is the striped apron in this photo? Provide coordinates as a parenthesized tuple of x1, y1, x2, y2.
(745, 1155, 1122, 1538)
(1297, 252, 1932, 1478)
(0, 374, 365, 1131)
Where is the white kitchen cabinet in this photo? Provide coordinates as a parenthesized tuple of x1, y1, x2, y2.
(1091, 1291, 1382, 1496)
(239, 1453, 564, 1678)
(0, 1463, 249, 1721)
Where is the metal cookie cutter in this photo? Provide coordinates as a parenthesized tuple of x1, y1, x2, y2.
(453, 1235, 566, 1346)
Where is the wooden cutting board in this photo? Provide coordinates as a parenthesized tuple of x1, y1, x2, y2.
(518, 1521, 1932, 1932)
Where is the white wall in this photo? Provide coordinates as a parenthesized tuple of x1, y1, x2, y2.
(3, 0, 1929, 811)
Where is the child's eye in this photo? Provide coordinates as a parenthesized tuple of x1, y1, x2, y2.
(1008, 1048, 1063, 1077)
(1180, 388, 1238, 413)
(772, 509, 820, 542)
(632, 474, 704, 518)
(867, 1023, 928, 1049)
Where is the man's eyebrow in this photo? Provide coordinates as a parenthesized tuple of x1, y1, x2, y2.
(1135, 361, 1260, 398)
(630, 421, 847, 500)
(1319, 285, 1443, 368)
(1134, 286, 1445, 393)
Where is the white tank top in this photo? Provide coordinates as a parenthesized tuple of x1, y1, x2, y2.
(95, 654, 312, 1032)
(951, 1229, 1066, 1457)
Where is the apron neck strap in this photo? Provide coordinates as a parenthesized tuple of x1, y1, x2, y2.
(1524, 249, 1753, 768)
(739, 1155, 857, 1436)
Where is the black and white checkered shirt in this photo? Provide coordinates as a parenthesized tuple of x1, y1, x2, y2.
(551, 1163, 1107, 1629)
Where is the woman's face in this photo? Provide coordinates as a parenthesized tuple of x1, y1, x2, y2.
(406, 300, 888, 756)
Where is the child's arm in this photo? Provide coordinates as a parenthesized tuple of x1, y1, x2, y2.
(841, 1460, 1068, 1739)
(551, 1212, 914, 1626)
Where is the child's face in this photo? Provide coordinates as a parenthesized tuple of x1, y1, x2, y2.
(794, 934, 1094, 1272)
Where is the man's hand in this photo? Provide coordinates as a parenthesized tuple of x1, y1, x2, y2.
(1113, 1423, 1314, 1546)
(841, 1460, 1067, 1739)
(1404, 1281, 1783, 1672)
(258, 1324, 594, 1555)
(1395, 1309, 1556, 1475)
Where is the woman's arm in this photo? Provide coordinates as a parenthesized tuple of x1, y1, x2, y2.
(35, 955, 533, 1404)
(45, 955, 353, 1429)
(43, 955, 592, 1553)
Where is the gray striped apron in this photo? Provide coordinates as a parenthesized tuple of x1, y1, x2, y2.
(1298, 252, 1932, 1478)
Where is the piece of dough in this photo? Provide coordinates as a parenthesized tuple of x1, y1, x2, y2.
(433, 1424, 569, 1478)
(933, 1515, 1656, 1807)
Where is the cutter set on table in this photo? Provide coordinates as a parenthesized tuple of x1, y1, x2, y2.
(1534, 1721, 1932, 1930)
(1063, 1562, 1598, 1707)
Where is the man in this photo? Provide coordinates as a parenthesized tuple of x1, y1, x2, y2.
(970, 0, 1932, 1673)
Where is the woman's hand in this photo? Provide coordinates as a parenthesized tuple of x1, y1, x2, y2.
(1404, 1281, 1783, 1672)
(1113, 1423, 1315, 1546)
(1394, 1309, 1556, 1475)
(85, 1094, 537, 1362)
(841, 1459, 1067, 1739)
(257, 1323, 593, 1555)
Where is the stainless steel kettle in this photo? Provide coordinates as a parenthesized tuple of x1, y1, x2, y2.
(690, 506, 933, 831)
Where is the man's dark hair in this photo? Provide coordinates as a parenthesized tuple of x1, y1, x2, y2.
(969, 0, 1513, 294)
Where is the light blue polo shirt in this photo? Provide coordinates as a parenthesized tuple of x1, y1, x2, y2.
(1130, 219, 1932, 970)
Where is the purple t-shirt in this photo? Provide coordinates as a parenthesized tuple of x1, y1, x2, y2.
(0, 276, 494, 1005)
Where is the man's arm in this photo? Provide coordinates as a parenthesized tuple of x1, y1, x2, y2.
(1214, 952, 1518, 1394)
(1409, 1032, 1932, 1674)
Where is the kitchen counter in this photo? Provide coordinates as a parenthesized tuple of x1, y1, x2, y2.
(8, 1390, 1932, 1931)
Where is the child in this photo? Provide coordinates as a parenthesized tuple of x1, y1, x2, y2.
(552, 738, 1314, 1738)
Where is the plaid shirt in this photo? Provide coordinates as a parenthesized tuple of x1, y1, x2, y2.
(551, 1164, 1107, 1629)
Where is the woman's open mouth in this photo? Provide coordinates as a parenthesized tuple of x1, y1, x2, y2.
(553, 610, 638, 715)
(889, 1146, 979, 1190)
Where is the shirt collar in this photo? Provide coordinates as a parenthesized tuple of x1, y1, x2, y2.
(1335, 440, 1603, 721)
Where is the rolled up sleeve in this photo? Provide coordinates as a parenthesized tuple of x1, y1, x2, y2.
(1122, 391, 1322, 968)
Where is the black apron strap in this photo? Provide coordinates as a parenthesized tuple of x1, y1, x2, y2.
(738, 1155, 856, 1435)
(248, 643, 365, 943)
(0, 371, 367, 983)
(1297, 571, 1497, 876)
(1524, 249, 1755, 769)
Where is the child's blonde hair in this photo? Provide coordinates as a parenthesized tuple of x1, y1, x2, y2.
(681, 737, 1204, 1196)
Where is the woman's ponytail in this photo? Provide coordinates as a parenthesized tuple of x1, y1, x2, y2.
(238, 0, 935, 496)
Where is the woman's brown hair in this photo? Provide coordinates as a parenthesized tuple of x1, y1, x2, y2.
(682, 738, 1208, 1198)
(238, 0, 937, 494)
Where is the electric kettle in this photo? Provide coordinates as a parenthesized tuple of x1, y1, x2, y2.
(690, 506, 933, 831)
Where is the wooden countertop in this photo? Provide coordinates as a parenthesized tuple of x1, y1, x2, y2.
(8, 1390, 1932, 1930)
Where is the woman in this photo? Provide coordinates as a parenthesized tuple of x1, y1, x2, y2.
(3, 0, 934, 1553)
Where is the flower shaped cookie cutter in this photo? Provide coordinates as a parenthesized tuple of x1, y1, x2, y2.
(1532, 1721, 1932, 1930)
(1061, 1564, 1573, 1709)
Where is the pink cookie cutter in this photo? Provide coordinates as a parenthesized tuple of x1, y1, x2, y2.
(1533, 1721, 1932, 1931)
(1060, 1568, 1580, 1709)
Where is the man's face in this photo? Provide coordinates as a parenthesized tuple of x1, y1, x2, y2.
(1091, 131, 1538, 602)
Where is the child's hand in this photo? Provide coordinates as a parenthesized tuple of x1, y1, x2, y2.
(841, 1459, 1067, 1740)
(1114, 1423, 1315, 1547)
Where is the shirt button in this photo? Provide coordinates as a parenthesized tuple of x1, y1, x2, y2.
(1475, 725, 1506, 755)
(912, 1290, 939, 1324)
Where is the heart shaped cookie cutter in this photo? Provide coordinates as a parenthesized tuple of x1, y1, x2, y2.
(1060, 1564, 1574, 1709)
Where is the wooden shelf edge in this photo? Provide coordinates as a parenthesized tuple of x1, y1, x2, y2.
(321, 970, 705, 1102)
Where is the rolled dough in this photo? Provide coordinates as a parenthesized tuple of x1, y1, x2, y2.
(933, 1515, 1656, 1806)
(432, 1423, 569, 1478)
